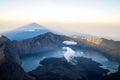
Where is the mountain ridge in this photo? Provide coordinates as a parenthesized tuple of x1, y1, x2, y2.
(11, 32, 72, 55)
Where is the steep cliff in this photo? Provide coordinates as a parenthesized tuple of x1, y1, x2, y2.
(0, 35, 35, 80)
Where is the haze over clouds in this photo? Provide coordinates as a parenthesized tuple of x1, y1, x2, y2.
(0, 0, 120, 40)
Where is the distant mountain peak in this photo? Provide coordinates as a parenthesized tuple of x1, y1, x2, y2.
(20, 22, 47, 31)
(44, 32, 54, 35)
(31, 22, 38, 25)
(37, 32, 56, 38)
(26, 22, 41, 27)
(3, 23, 58, 40)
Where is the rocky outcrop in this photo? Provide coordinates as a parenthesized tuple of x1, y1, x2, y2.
(0, 35, 10, 61)
(29, 57, 109, 80)
(0, 35, 35, 80)
(0, 60, 35, 80)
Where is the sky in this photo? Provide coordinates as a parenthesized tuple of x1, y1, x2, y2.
(0, 0, 120, 40)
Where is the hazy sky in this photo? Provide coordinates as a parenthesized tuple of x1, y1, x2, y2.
(0, 0, 120, 40)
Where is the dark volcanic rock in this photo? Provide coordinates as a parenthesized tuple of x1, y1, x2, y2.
(0, 60, 35, 80)
(29, 57, 109, 80)
(0, 35, 35, 80)
(0, 35, 10, 44)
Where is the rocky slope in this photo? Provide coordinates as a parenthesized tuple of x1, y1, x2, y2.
(72, 36, 120, 62)
(98, 38, 120, 62)
(12, 32, 72, 55)
(0, 35, 35, 80)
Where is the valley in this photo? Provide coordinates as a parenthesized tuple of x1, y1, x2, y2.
(1, 0, 119, 79)
(0, 26, 120, 80)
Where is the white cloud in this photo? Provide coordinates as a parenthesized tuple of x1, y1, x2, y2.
(63, 41, 77, 45)
(62, 47, 75, 63)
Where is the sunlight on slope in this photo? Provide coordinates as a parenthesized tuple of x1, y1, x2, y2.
(83, 38, 102, 45)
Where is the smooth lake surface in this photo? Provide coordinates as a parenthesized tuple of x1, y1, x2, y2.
(20, 48, 119, 73)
